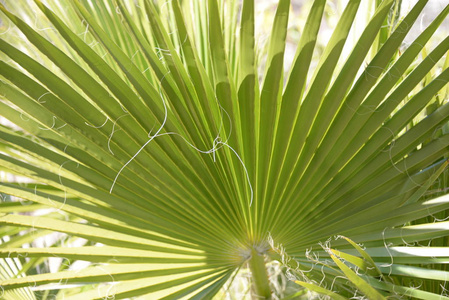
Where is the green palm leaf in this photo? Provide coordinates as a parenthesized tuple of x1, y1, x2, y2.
(0, 0, 448, 298)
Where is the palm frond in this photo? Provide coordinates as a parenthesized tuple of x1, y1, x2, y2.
(0, 0, 448, 298)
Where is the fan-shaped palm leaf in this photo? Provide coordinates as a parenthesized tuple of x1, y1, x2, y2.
(0, 0, 448, 298)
